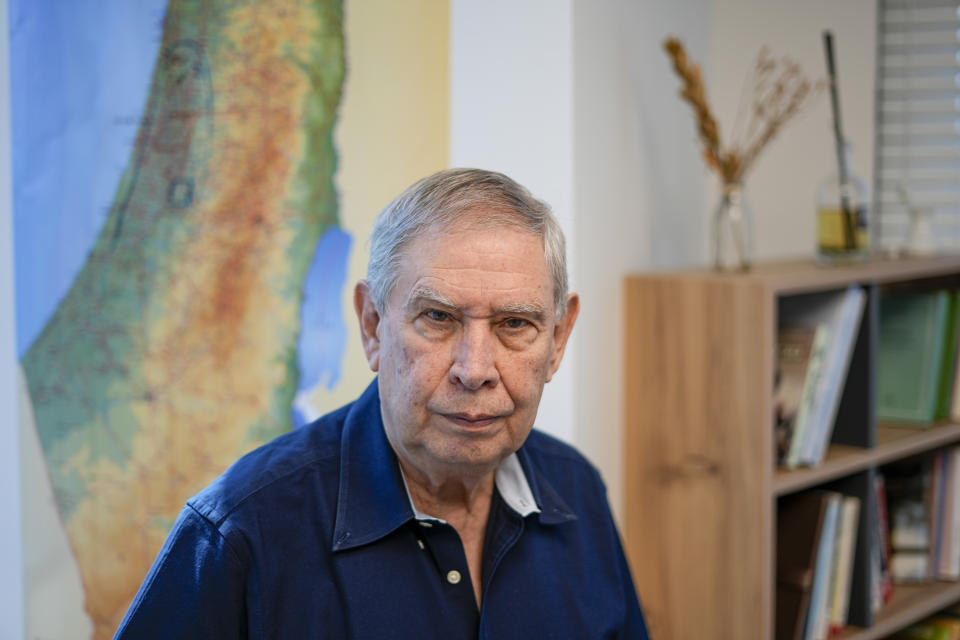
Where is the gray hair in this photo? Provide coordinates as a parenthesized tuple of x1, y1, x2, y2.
(366, 168, 569, 319)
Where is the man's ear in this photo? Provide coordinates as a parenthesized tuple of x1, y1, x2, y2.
(545, 293, 580, 382)
(354, 280, 382, 372)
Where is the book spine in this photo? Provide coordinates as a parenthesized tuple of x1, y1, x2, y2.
(808, 288, 866, 466)
(930, 453, 945, 580)
(876, 474, 894, 604)
(808, 494, 842, 640)
(935, 292, 960, 420)
(938, 452, 954, 577)
(950, 448, 960, 576)
(787, 326, 831, 469)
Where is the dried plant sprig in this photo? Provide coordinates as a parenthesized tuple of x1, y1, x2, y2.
(663, 37, 822, 183)
(663, 38, 738, 181)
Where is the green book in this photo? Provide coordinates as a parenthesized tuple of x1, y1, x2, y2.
(935, 292, 960, 420)
(877, 291, 951, 424)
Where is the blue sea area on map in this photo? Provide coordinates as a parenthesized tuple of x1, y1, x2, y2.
(10, 0, 169, 356)
(293, 227, 352, 428)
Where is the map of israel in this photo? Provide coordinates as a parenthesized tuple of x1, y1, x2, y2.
(17, 1, 346, 637)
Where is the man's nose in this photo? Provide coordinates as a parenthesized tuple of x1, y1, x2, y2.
(449, 324, 500, 391)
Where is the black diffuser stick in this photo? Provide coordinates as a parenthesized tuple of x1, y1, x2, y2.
(823, 30, 856, 250)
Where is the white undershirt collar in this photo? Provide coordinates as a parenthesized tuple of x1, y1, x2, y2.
(399, 452, 541, 522)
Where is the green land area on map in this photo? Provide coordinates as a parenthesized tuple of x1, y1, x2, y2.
(21, 1, 345, 636)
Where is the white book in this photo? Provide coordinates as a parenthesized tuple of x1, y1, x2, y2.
(805, 287, 867, 467)
(787, 326, 831, 469)
(830, 496, 861, 633)
(780, 287, 866, 468)
(805, 493, 842, 640)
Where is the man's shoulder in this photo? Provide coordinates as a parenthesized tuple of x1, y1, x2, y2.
(188, 401, 353, 526)
(522, 428, 605, 488)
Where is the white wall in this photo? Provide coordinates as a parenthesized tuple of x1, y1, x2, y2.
(571, 0, 714, 521)
(450, 0, 578, 444)
(0, 0, 24, 633)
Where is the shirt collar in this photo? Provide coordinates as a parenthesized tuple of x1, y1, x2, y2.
(494, 453, 540, 517)
(399, 452, 541, 523)
(332, 378, 574, 552)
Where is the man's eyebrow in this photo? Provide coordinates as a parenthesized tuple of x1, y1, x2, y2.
(496, 301, 547, 318)
(405, 285, 547, 319)
(405, 285, 457, 311)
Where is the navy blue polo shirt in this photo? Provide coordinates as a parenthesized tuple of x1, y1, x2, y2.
(114, 380, 649, 639)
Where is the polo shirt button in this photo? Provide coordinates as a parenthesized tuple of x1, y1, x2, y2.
(446, 570, 462, 585)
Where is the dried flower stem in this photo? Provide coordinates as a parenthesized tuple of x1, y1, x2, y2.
(663, 38, 822, 184)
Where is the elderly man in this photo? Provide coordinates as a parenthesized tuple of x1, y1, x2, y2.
(115, 169, 649, 638)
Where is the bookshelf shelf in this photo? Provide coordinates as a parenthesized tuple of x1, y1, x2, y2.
(774, 423, 960, 496)
(623, 256, 960, 640)
(835, 581, 960, 640)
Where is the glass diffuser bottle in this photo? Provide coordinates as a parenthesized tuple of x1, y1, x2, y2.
(816, 142, 869, 263)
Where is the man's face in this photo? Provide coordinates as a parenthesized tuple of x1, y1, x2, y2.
(355, 218, 578, 479)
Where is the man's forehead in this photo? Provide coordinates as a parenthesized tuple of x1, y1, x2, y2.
(389, 224, 553, 314)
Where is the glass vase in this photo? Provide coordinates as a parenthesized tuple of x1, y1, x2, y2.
(815, 143, 869, 263)
(712, 181, 752, 272)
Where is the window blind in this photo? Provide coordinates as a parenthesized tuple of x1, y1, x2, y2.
(875, 0, 960, 250)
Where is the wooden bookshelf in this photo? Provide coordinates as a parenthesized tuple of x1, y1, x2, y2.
(623, 255, 960, 640)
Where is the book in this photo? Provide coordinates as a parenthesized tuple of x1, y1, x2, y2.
(938, 450, 956, 578)
(777, 492, 833, 640)
(788, 326, 831, 469)
(775, 326, 821, 465)
(811, 290, 866, 467)
(887, 462, 933, 583)
(870, 529, 882, 614)
(869, 473, 896, 615)
(929, 452, 947, 579)
(806, 288, 866, 467)
(828, 495, 860, 636)
(946, 448, 960, 578)
(780, 287, 866, 468)
(806, 493, 842, 640)
(875, 473, 894, 605)
(949, 328, 960, 421)
(877, 291, 951, 424)
(935, 293, 960, 420)
(823, 506, 845, 640)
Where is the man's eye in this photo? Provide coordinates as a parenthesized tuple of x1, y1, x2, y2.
(425, 309, 452, 323)
(502, 317, 530, 330)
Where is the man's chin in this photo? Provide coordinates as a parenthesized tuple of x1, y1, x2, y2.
(424, 442, 514, 474)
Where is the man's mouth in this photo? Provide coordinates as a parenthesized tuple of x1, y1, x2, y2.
(442, 413, 500, 428)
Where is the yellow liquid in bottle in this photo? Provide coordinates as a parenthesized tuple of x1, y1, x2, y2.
(817, 206, 867, 257)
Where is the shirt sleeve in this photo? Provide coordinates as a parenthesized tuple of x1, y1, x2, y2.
(593, 467, 651, 640)
(113, 504, 248, 639)
(613, 525, 651, 640)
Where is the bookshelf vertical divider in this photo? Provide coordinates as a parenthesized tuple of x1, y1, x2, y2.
(624, 272, 775, 640)
(623, 256, 960, 640)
